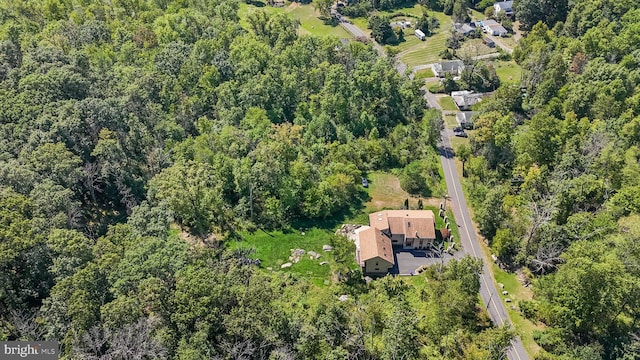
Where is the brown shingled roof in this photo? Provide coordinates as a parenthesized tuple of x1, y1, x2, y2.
(372, 210, 436, 240)
(358, 227, 394, 265)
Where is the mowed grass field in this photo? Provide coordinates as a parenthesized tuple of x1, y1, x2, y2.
(494, 60, 522, 84)
(345, 4, 452, 66)
(238, 1, 352, 38)
(438, 95, 459, 111)
(397, 10, 452, 66)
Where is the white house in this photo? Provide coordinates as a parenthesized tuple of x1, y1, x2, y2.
(482, 19, 508, 37)
(414, 29, 426, 41)
(493, 1, 514, 16)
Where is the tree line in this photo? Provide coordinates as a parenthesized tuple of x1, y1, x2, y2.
(461, 0, 640, 358)
(0, 0, 519, 358)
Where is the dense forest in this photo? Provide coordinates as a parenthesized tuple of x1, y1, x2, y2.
(0, 0, 517, 359)
(464, 0, 640, 359)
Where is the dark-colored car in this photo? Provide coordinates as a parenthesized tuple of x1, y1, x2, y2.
(361, 177, 369, 188)
(453, 127, 468, 137)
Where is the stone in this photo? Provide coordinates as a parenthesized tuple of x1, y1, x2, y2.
(308, 251, 318, 258)
(502, 291, 508, 295)
(322, 245, 333, 252)
(267, 267, 273, 271)
(281, 262, 292, 269)
(498, 283, 504, 289)
(505, 298, 512, 303)
(319, 261, 328, 265)
(338, 295, 348, 302)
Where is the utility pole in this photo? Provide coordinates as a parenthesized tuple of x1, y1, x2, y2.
(486, 291, 494, 311)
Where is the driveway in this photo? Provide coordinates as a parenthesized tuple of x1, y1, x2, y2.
(391, 247, 463, 275)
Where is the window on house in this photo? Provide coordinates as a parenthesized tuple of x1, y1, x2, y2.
(375, 268, 379, 271)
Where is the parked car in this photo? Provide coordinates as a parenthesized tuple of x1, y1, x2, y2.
(453, 127, 468, 137)
(361, 177, 369, 188)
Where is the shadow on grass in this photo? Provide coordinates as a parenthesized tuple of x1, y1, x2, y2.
(246, 0, 266, 7)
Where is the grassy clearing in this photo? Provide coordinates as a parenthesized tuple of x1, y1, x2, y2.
(363, 172, 414, 212)
(469, 9, 486, 21)
(449, 135, 470, 150)
(499, 35, 518, 48)
(239, 2, 351, 38)
(414, 67, 435, 79)
(400, 31, 448, 66)
(494, 60, 522, 84)
(230, 228, 337, 283)
(444, 114, 458, 128)
(438, 95, 459, 111)
(492, 264, 544, 357)
(351, 17, 371, 36)
(290, 5, 352, 37)
(458, 38, 498, 58)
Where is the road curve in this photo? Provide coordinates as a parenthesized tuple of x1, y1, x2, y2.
(439, 130, 529, 360)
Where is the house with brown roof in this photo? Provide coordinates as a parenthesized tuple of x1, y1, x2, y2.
(368, 210, 436, 250)
(355, 210, 437, 275)
(354, 226, 394, 274)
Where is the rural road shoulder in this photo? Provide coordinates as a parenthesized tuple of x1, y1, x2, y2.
(340, 16, 529, 360)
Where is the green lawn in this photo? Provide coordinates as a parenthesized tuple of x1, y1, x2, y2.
(399, 31, 449, 66)
(444, 114, 458, 128)
(499, 35, 518, 48)
(362, 172, 414, 213)
(458, 38, 498, 58)
(494, 60, 522, 84)
(347, 5, 453, 66)
(469, 9, 486, 21)
(492, 264, 544, 357)
(377, 3, 424, 17)
(351, 17, 371, 36)
(239, 2, 351, 38)
(230, 228, 337, 283)
(414, 67, 435, 79)
(290, 4, 352, 37)
(438, 95, 459, 111)
(450, 135, 470, 150)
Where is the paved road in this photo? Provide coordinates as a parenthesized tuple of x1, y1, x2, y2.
(341, 18, 528, 360)
(439, 131, 528, 360)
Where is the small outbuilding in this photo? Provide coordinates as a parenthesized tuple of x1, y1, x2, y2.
(415, 29, 426, 41)
(483, 36, 495, 47)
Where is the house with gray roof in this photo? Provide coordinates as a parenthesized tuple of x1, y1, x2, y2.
(432, 60, 465, 78)
(452, 91, 484, 110)
(493, 1, 514, 16)
(456, 111, 478, 129)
